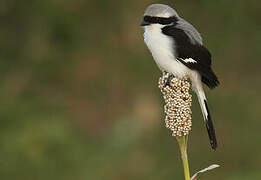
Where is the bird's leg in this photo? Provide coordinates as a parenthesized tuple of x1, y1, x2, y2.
(164, 74, 175, 87)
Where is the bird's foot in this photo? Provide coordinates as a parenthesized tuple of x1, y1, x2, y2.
(164, 74, 175, 87)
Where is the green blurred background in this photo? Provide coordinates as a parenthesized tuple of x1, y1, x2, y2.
(1, 0, 261, 179)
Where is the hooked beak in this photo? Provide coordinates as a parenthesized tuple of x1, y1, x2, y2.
(140, 20, 150, 26)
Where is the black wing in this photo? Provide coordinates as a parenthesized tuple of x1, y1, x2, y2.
(162, 25, 219, 89)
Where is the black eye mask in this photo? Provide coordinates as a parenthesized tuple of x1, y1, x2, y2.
(143, 16, 178, 25)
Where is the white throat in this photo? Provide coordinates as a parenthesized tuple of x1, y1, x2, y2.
(143, 24, 191, 78)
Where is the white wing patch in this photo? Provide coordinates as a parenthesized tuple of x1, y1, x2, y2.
(182, 58, 197, 63)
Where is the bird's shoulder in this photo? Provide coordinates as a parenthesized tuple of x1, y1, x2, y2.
(161, 25, 212, 66)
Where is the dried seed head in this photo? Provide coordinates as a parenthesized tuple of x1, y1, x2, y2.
(158, 72, 192, 137)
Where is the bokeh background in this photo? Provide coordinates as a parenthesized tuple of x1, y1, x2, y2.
(1, 0, 261, 179)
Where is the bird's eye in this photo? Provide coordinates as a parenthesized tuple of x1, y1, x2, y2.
(143, 16, 177, 25)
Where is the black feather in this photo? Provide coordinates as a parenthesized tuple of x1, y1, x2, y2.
(161, 25, 220, 89)
(204, 100, 217, 150)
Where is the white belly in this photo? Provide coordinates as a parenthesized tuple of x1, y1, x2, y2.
(144, 25, 190, 78)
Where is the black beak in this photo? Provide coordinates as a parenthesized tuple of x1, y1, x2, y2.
(140, 20, 150, 26)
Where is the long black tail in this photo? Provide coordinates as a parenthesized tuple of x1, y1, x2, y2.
(195, 85, 217, 150)
(204, 100, 217, 150)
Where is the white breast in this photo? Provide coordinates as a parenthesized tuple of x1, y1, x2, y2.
(143, 25, 190, 78)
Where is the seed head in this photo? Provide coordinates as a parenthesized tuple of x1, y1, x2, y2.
(158, 72, 192, 137)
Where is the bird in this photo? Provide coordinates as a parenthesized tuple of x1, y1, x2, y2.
(141, 4, 220, 150)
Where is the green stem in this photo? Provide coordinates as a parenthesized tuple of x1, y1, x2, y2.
(177, 136, 190, 180)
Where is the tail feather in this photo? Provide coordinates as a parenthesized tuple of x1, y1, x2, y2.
(204, 100, 217, 150)
(195, 85, 217, 150)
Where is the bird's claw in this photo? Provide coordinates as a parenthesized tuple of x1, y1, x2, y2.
(164, 74, 175, 87)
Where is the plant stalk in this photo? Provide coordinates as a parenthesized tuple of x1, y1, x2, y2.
(177, 136, 190, 180)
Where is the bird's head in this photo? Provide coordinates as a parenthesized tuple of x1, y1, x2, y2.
(141, 4, 179, 27)
(141, 4, 203, 45)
